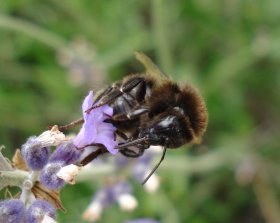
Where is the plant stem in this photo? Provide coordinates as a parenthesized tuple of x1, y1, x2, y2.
(0, 170, 29, 188)
(151, 0, 173, 74)
(0, 14, 66, 50)
(253, 173, 280, 223)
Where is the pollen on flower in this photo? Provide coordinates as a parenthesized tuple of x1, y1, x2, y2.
(56, 164, 81, 184)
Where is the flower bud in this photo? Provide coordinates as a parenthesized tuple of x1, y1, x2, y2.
(26, 199, 56, 223)
(49, 142, 81, 165)
(117, 194, 138, 211)
(56, 164, 80, 184)
(0, 199, 25, 223)
(22, 137, 51, 170)
(40, 162, 65, 189)
(143, 174, 160, 193)
(82, 201, 103, 222)
(36, 126, 65, 147)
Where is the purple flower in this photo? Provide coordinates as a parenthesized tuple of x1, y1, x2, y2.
(40, 162, 65, 189)
(92, 181, 134, 208)
(21, 136, 51, 170)
(73, 91, 118, 154)
(26, 199, 56, 223)
(0, 199, 25, 223)
(49, 141, 81, 165)
(124, 219, 160, 223)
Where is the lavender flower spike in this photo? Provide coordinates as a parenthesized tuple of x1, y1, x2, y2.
(73, 91, 118, 154)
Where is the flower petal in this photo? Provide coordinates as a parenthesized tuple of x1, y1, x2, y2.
(82, 91, 94, 113)
(73, 91, 117, 154)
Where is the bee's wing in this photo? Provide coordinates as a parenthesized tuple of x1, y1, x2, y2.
(135, 51, 170, 80)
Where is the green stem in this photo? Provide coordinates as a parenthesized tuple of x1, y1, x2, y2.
(0, 14, 66, 50)
(151, 0, 173, 74)
(253, 173, 280, 223)
(0, 170, 29, 188)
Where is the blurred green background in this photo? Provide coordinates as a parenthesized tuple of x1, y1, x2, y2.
(0, 0, 280, 222)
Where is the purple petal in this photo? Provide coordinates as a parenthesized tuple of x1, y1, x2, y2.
(95, 135, 118, 155)
(73, 91, 117, 154)
(73, 121, 97, 148)
(101, 105, 113, 116)
(82, 91, 94, 113)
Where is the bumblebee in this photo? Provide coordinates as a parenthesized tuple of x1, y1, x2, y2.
(80, 52, 208, 183)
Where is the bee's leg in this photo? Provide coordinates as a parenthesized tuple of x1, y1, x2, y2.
(88, 78, 145, 111)
(116, 137, 149, 158)
(110, 107, 149, 122)
(116, 129, 128, 140)
(79, 146, 109, 166)
(93, 85, 115, 104)
(119, 146, 145, 158)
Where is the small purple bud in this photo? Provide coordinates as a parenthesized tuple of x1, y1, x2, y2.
(26, 199, 56, 223)
(49, 141, 81, 165)
(92, 181, 132, 207)
(22, 136, 51, 170)
(93, 188, 115, 207)
(0, 199, 25, 223)
(113, 181, 132, 196)
(40, 162, 65, 189)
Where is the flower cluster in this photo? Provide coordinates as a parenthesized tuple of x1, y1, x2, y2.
(83, 181, 138, 221)
(0, 199, 56, 223)
(0, 91, 161, 223)
(0, 91, 119, 222)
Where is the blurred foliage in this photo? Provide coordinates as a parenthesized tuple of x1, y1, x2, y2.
(0, 0, 280, 223)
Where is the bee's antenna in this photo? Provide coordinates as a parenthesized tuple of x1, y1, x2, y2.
(142, 146, 167, 185)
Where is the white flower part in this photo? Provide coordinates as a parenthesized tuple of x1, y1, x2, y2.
(117, 193, 138, 211)
(42, 215, 57, 223)
(143, 173, 160, 193)
(37, 126, 65, 147)
(82, 202, 103, 222)
(56, 164, 81, 184)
